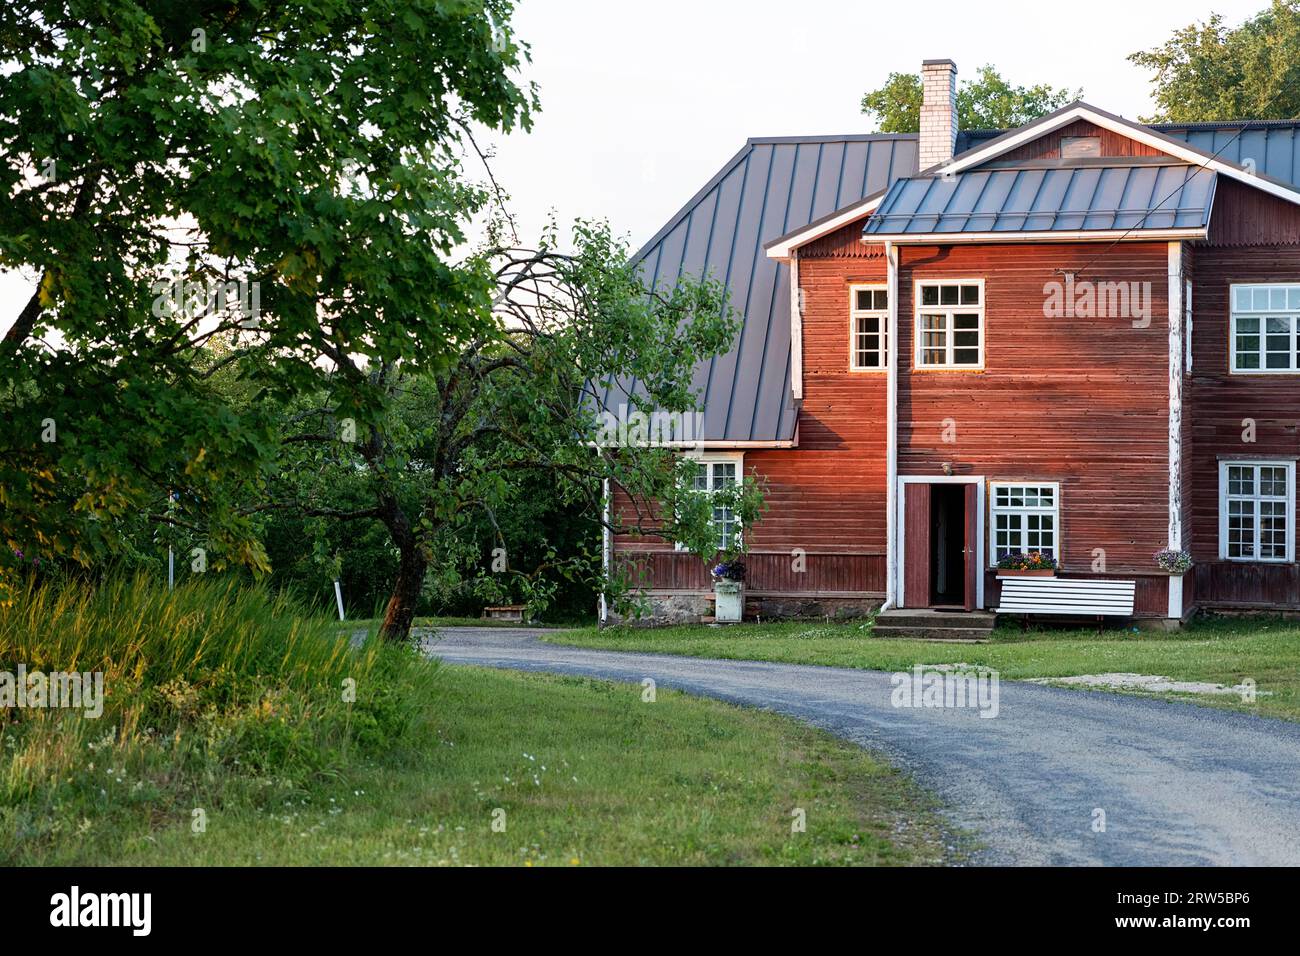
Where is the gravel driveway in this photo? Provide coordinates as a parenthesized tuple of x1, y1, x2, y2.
(424, 626, 1300, 866)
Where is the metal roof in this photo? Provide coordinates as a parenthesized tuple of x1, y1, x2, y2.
(600, 134, 918, 443)
(863, 164, 1217, 236)
(1157, 122, 1300, 191)
(599, 117, 1300, 446)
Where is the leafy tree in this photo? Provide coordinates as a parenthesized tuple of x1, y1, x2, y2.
(256, 220, 763, 641)
(861, 65, 1080, 134)
(1130, 1, 1300, 122)
(0, 0, 535, 571)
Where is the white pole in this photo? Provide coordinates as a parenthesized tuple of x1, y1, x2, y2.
(168, 547, 175, 590)
(333, 579, 345, 621)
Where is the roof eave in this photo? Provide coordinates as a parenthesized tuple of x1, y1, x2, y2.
(865, 227, 1208, 244)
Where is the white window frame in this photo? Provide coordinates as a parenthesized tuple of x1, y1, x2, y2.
(1184, 279, 1193, 374)
(1229, 283, 1300, 374)
(674, 452, 744, 553)
(1218, 459, 1296, 562)
(989, 481, 1062, 566)
(849, 284, 888, 372)
(914, 278, 985, 370)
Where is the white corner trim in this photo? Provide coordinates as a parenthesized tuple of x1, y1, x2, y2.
(1168, 241, 1184, 552)
(790, 252, 803, 401)
(765, 195, 885, 259)
(883, 241, 899, 610)
(599, 477, 611, 625)
(938, 103, 1300, 210)
(1167, 573, 1183, 620)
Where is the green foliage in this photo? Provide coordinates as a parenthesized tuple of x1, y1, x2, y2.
(0, 0, 536, 572)
(861, 65, 1080, 134)
(258, 218, 748, 638)
(1130, 1, 1300, 122)
(0, 575, 435, 860)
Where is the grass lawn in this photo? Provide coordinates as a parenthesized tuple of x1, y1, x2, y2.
(546, 617, 1300, 722)
(16, 666, 957, 866)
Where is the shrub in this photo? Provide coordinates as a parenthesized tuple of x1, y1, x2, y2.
(0, 575, 438, 862)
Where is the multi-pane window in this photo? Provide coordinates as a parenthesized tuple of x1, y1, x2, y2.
(850, 286, 888, 370)
(916, 281, 983, 368)
(990, 483, 1059, 562)
(1219, 461, 1294, 561)
(690, 458, 740, 551)
(1230, 284, 1300, 373)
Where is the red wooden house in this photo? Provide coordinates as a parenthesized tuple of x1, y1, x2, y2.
(600, 59, 1300, 626)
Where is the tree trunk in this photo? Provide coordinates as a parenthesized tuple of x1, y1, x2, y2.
(380, 545, 427, 642)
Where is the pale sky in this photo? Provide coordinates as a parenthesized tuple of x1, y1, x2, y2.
(0, 0, 1268, 327)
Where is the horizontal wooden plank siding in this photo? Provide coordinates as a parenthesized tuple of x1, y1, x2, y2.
(1187, 215, 1300, 572)
(616, 551, 884, 594)
(1193, 561, 1300, 607)
(899, 242, 1171, 573)
(1206, 176, 1300, 247)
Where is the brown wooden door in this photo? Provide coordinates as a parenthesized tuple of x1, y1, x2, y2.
(963, 482, 979, 611)
(903, 483, 931, 608)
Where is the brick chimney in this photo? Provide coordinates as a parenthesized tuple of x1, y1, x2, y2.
(919, 59, 958, 169)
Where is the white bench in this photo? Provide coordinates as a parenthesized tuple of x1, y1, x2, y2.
(995, 576, 1136, 627)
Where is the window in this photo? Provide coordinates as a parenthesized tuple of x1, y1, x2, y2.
(1061, 136, 1101, 159)
(916, 280, 983, 368)
(1230, 283, 1300, 373)
(850, 285, 888, 370)
(990, 482, 1059, 563)
(677, 455, 742, 552)
(1219, 460, 1295, 562)
(1184, 279, 1193, 374)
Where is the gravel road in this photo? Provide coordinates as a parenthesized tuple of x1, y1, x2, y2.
(424, 626, 1300, 866)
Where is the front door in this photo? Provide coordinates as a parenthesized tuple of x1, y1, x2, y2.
(901, 481, 980, 610)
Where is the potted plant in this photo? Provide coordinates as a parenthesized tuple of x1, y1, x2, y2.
(711, 558, 746, 623)
(996, 551, 1058, 577)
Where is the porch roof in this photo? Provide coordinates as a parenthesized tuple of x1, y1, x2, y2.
(862, 163, 1216, 239)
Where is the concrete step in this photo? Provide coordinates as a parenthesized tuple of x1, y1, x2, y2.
(874, 609, 996, 630)
(871, 624, 992, 643)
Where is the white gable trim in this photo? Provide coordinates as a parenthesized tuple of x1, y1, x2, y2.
(764, 195, 884, 259)
(938, 104, 1300, 210)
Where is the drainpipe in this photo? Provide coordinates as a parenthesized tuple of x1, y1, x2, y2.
(882, 241, 899, 611)
(599, 477, 611, 626)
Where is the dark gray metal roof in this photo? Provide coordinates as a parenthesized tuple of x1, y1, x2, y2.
(1157, 122, 1300, 190)
(598, 115, 1300, 447)
(601, 134, 918, 443)
(863, 164, 1217, 236)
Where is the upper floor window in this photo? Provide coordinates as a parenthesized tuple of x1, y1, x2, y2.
(850, 285, 888, 370)
(990, 482, 1059, 563)
(1219, 460, 1295, 562)
(916, 280, 983, 369)
(1230, 283, 1300, 373)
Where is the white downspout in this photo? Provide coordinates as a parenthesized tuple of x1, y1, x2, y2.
(882, 241, 899, 611)
(599, 477, 611, 626)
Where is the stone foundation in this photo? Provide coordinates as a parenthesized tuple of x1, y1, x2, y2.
(606, 591, 882, 627)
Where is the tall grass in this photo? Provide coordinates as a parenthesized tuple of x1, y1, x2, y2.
(0, 575, 438, 864)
